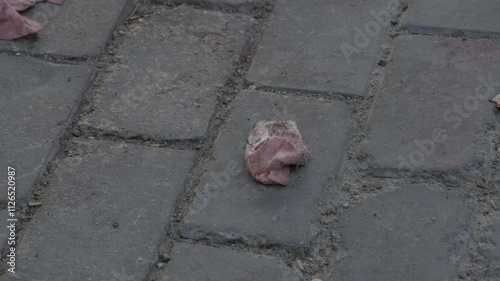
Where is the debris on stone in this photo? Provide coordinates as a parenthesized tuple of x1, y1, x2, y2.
(490, 94, 500, 108)
(0, 0, 65, 40)
(296, 259, 304, 271)
(311, 278, 322, 281)
(490, 200, 498, 211)
(244, 120, 310, 186)
(477, 183, 487, 189)
(28, 200, 42, 207)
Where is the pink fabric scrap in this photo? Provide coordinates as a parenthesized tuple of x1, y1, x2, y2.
(245, 120, 310, 186)
(0, 0, 65, 40)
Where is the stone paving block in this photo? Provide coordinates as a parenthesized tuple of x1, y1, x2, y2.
(181, 90, 354, 249)
(0, 210, 9, 254)
(360, 35, 499, 177)
(401, 0, 500, 37)
(247, 0, 400, 95)
(0, 54, 94, 205)
(79, 6, 256, 140)
(495, 173, 500, 194)
(162, 243, 302, 280)
(489, 219, 500, 261)
(333, 185, 475, 281)
(0, 0, 135, 58)
(153, 0, 272, 13)
(2, 139, 194, 281)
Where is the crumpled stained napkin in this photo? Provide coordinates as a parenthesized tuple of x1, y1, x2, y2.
(245, 120, 310, 186)
(0, 0, 65, 40)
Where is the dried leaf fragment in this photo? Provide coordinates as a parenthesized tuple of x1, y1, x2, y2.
(490, 94, 500, 108)
(244, 120, 310, 186)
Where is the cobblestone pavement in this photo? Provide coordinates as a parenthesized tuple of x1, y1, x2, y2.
(1, 0, 499, 280)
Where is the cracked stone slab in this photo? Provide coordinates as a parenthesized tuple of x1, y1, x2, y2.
(79, 6, 256, 140)
(152, 0, 273, 13)
(0, 54, 94, 205)
(2, 140, 194, 281)
(181, 90, 354, 249)
(401, 0, 500, 37)
(0, 0, 135, 58)
(161, 243, 302, 280)
(247, 0, 400, 95)
(360, 35, 499, 178)
(332, 185, 475, 281)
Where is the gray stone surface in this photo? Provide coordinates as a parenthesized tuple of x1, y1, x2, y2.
(361, 35, 499, 177)
(152, 0, 272, 13)
(80, 6, 256, 140)
(401, 0, 500, 37)
(247, 0, 400, 95)
(0, 0, 135, 58)
(495, 173, 500, 194)
(181, 90, 354, 249)
(490, 219, 500, 260)
(0, 54, 94, 205)
(333, 185, 475, 281)
(0, 210, 9, 254)
(3, 140, 194, 281)
(162, 243, 302, 280)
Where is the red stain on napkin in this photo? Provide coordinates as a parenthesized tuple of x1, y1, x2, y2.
(0, 0, 65, 40)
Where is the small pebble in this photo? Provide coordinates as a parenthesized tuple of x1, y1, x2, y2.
(296, 259, 304, 271)
(159, 253, 171, 262)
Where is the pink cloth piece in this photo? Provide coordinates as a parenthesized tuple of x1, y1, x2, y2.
(0, 0, 41, 39)
(0, 0, 65, 40)
(7, 0, 64, 11)
(6, 0, 38, 11)
(245, 120, 310, 186)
